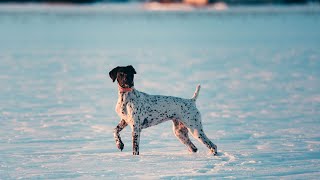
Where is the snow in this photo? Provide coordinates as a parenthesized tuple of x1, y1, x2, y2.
(0, 4, 320, 179)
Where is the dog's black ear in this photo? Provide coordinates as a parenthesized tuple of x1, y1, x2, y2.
(126, 65, 136, 74)
(109, 66, 120, 82)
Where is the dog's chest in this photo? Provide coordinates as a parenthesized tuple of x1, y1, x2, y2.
(115, 91, 165, 123)
(115, 92, 136, 121)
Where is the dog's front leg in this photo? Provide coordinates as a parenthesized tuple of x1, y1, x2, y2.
(132, 125, 141, 155)
(114, 119, 128, 151)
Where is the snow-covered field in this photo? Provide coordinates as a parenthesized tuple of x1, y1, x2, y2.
(0, 4, 320, 179)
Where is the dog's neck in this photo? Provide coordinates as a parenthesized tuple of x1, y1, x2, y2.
(118, 86, 134, 93)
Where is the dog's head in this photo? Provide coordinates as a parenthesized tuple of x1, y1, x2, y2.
(109, 65, 136, 88)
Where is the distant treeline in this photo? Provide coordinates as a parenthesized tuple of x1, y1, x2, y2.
(216, 0, 318, 4)
(0, 0, 97, 2)
(0, 0, 318, 4)
(155, 0, 319, 4)
(216, 0, 319, 4)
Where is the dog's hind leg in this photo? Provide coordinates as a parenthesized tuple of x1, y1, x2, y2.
(172, 119, 198, 153)
(187, 123, 217, 155)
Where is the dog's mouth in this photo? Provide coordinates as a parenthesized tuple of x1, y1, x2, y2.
(120, 84, 132, 88)
(118, 81, 134, 88)
(117, 78, 134, 88)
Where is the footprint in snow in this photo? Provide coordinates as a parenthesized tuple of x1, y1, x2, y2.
(196, 151, 236, 173)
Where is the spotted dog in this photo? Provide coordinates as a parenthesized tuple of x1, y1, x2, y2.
(109, 65, 217, 155)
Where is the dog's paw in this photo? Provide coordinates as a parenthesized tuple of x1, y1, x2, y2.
(208, 149, 218, 156)
(188, 147, 198, 153)
(116, 141, 124, 151)
(133, 151, 139, 155)
(210, 145, 218, 156)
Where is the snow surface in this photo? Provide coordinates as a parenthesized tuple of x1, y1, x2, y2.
(0, 4, 320, 179)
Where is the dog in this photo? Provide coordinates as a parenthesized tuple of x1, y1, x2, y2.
(109, 65, 217, 155)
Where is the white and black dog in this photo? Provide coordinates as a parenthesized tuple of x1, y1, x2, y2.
(109, 65, 217, 155)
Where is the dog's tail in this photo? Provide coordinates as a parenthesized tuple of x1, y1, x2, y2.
(191, 84, 201, 101)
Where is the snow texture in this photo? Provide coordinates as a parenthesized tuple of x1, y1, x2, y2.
(0, 4, 320, 179)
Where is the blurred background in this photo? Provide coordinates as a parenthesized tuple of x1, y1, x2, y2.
(0, 0, 319, 5)
(0, 0, 320, 179)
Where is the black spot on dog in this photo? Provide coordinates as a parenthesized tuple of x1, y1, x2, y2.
(142, 118, 148, 126)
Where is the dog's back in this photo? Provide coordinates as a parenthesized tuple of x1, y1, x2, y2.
(134, 90, 200, 129)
